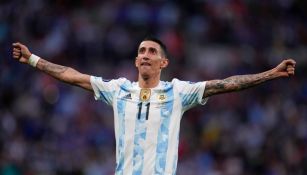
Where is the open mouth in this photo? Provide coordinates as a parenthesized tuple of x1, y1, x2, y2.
(141, 62, 151, 66)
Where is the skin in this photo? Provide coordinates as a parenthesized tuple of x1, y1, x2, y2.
(12, 42, 92, 91)
(135, 41, 169, 88)
(12, 42, 296, 98)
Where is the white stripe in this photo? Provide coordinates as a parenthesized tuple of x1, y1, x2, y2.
(143, 101, 160, 174)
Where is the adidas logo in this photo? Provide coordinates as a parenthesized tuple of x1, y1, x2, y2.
(123, 93, 132, 99)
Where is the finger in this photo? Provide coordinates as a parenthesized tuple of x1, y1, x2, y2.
(287, 66, 293, 70)
(13, 54, 21, 59)
(13, 50, 20, 54)
(12, 42, 23, 49)
(13, 48, 21, 52)
(287, 67, 295, 73)
(287, 67, 295, 72)
(13, 50, 21, 56)
(287, 70, 295, 75)
(13, 52, 21, 58)
(13, 51, 20, 55)
(288, 71, 295, 75)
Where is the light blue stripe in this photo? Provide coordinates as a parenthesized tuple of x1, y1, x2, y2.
(179, 92, 199, 110)
(132, 102, 148, 175)
(155, 85, 174, 174)
(115, 89, 127, 175)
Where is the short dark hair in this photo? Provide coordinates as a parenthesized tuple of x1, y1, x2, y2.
(141, 36, 168, 58)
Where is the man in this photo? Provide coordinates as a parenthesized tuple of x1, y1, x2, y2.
(12, 38, 296, 175)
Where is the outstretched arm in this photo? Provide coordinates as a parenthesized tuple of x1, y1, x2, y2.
(204, 59, 296, 97)
(12, 42, 93, 91)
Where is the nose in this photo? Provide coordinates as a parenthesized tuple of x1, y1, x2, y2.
(142, 57, 150, 61)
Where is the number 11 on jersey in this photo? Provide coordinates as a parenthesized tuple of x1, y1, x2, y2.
(137, 102, 151, 120)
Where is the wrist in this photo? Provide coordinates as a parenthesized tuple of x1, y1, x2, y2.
(28, 54, 40, 67)
(269, 68, 281, 79)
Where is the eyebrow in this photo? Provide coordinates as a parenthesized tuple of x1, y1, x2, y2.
(138, 47, 158, 52)
(149, 47, 157, 52)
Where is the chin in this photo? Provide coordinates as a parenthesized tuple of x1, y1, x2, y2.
(139, 67, 151, 75)
(140, 72, 150, 80)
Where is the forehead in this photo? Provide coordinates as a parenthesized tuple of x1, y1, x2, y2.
(138, 41, 160, 50)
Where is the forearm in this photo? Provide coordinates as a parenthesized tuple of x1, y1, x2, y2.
(36, 58, 92, 90)
(36, 58, 71, 82)
(204, 68, 279, 97)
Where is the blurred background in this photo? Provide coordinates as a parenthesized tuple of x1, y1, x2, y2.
(1, 0, 307, 174)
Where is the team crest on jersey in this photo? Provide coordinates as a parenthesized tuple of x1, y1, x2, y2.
(140, 88, 151, 102)
(158, 93, 167, 102)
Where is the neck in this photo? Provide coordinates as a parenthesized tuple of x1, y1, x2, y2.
(138, 73, 161, 88)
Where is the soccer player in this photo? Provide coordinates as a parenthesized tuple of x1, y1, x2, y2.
(12, 38, 296, 175)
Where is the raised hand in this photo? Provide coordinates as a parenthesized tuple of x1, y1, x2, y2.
(273, 59, 296, 77)
(204, 59, 296, 97)
(12, 42, 32, 64)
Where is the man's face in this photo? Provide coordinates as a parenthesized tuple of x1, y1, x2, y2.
(135, 41, 168, 78)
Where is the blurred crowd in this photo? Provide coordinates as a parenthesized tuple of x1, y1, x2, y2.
(1, 0, 307, 175)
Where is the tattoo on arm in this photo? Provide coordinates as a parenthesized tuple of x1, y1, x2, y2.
(204, 70, 277, 97)
(35, 58, 92, 91)
(36, 58, 79, 86)
(37, 59, 69, 77)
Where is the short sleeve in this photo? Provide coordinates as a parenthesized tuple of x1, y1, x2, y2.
(173, 79, 209, 111)
(90, 76, 125, 105)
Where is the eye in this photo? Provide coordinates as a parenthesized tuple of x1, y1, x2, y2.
(139, 47, 145, 54)
(149, 48, 157, 55)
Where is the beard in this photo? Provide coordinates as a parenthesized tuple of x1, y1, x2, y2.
(138, 65, 161, 81)
(141, 72, 150, 80)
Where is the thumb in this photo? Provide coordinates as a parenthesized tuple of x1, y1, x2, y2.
(283, 59, 296, 67)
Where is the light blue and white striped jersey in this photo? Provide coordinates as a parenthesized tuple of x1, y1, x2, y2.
(90, 76, 208, 175)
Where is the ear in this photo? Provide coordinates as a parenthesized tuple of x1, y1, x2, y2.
(160, 58, 169, 69)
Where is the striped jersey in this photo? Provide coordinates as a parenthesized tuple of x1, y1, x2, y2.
(90, 76, 208, 175)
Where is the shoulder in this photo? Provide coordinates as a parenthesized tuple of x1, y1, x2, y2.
(90, 76, 133, 88)
(91, 76, 129, 83)
(118, 78, 134, 90)
(157, 79, 188, 91)
(170, 78, 195, 86)
(117, 77, 130, 84)
(170, 78, 206, 93)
